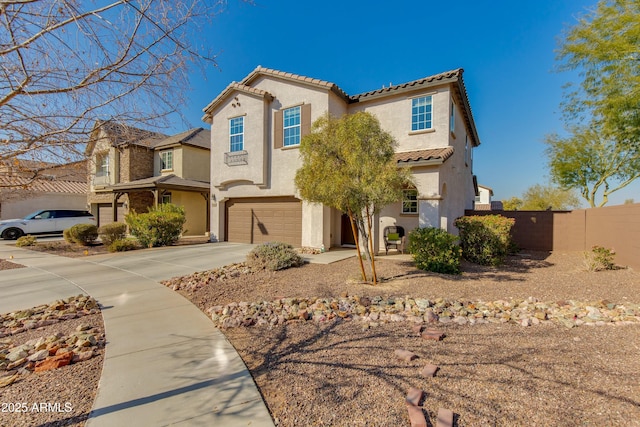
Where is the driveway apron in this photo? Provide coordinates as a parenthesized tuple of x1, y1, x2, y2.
(0, 242, 274, 427)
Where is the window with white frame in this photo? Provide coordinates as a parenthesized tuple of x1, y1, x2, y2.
(161, 192, 172, 204)
(283, 106, 301, 147)
(160, 150, 173, 170)
(411, 96, 433, 131)
(402, 189, 418, 214)
(96, 153, 109, 177)
(229, 116, 244, 152)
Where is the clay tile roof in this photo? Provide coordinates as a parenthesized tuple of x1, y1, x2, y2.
(202, 82, 274, 121)
(0, 175, 87, 194)
(395, 147, 454, 164)
(244, 66, 350, 100)
(351, 69, 463, 101)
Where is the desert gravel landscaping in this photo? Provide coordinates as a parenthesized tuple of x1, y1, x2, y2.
(167, 250, 640, 427)
(1, 249, 639, 426)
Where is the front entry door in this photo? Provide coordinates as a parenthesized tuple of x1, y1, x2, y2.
(341, 214, 357, 246)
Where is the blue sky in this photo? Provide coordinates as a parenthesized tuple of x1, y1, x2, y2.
(174, 0, 638, 206)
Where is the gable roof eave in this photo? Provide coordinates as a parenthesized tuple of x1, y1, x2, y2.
(202, 82, 274, 123)
(241, 65, 350, 101)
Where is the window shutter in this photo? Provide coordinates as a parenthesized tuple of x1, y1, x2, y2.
(274, 110, 283, 149)
(301, 104, 311, 137)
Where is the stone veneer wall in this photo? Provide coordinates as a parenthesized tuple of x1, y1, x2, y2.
(120, 145, 154, 182)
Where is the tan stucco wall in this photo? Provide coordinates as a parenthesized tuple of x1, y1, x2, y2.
(347, 86, 452, 152)
(154, 146, 210, 181)
(208, 73, 478, 250)
(171, 191, 207, 236)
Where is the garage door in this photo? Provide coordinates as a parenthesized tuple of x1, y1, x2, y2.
(226, 197, 302, 246)
(98, 203, 125, 227)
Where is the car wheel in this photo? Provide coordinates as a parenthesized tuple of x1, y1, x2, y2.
(2, 228, 24, 240)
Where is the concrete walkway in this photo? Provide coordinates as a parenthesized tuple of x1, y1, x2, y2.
(0, 242, 273, 427)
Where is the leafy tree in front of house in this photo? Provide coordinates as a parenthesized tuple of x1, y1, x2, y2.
(546, 0, 640, 207)
(295, 112, 411, 284)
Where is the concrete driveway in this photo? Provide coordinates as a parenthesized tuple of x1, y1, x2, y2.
(0, 240, 274, 427)
(83, 242, 255, 282)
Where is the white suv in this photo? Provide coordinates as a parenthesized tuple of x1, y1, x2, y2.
(0, 209, 96, 240)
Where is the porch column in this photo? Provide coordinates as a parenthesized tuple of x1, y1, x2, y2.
(113, 192, 124, 222)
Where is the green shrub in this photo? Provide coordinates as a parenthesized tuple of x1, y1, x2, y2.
(407, 227, 462, 275)
(64, 224, 99, 246)
(15, 235, 37, 247)
(108, 239, 139, 253)
(125, 203, 186, 248)
(246, 242, 304, 272)
(584, 245, 616, 271)
(98, 222, 127, 246)
(454, 215, 515, 266)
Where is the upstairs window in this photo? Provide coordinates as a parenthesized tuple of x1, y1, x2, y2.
(96, 153, 109, 177)
(411, 96, 432, 131)
(283, 106, 301, 146)
(450, 101, 456, 133)
(229, 116, 244, 152)
(160, 150, 173, 170)
(402, 189, 418, 214)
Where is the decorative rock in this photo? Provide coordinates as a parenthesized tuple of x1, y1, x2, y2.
(421, 364, 439, 377)
(34, 352, 73, 372)
(424, 310, 438, 323)
(422, 329, 445, 341)
(395, 349, 418, 362)
(406, 387, 423, 406)
(406, 404, 428, 427)
(436, 408, 454, 427)
(27, 349, 49, 362)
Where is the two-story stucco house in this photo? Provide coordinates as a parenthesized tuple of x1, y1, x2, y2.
(86, 121, 211, 235)
(202, 67, 481, 252)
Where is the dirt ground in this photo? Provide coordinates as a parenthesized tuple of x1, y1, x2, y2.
(171, 251, 640, 427)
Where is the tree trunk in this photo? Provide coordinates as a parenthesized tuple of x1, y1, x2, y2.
(348, 208, 368, 282)
(366, 206, 377, 284)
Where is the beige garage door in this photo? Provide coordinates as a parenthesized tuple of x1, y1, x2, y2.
(98, 203, 125, 227)
(226, 197, 302, 247)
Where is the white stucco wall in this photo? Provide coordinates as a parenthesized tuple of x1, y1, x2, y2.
(1, 193, 88, 220)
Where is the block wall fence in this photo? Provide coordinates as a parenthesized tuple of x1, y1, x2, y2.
(465, 203, 640, 271)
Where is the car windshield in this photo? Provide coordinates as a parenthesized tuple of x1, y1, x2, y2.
(24, 210, 46, 220)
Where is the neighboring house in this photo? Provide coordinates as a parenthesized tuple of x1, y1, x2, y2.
(0, 160, 88, 220)
(85, 121, 211, 236)
(202, 66, 481, 252)
(474, 184, 504, 211)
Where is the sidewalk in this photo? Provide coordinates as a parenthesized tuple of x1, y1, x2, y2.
(0, 242, 274, 427)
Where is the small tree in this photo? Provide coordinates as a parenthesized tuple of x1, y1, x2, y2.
(520, 183, 582, 210)
(295, 112, 411, 284)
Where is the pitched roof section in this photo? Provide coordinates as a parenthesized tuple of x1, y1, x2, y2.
(152, 128, 211, 151)
(242, 66, 350, 100)
(202, 66, 481, 147)
(0, 175, 87, 194)
(395, 147, 454, 165)
(86, 120, 167, 155)
(202, 82, 274, 122)
(351, 69, 463, 101)
(109, 174, 209, 192)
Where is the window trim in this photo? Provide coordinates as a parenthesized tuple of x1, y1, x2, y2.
(411, 95, 433, 132)
(160, 149, 173, 171)
(401, 189, 418, 215)
(229, 116, 244, 152)
(96, 152, 109, 177)
(283, 105, 302, 147)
